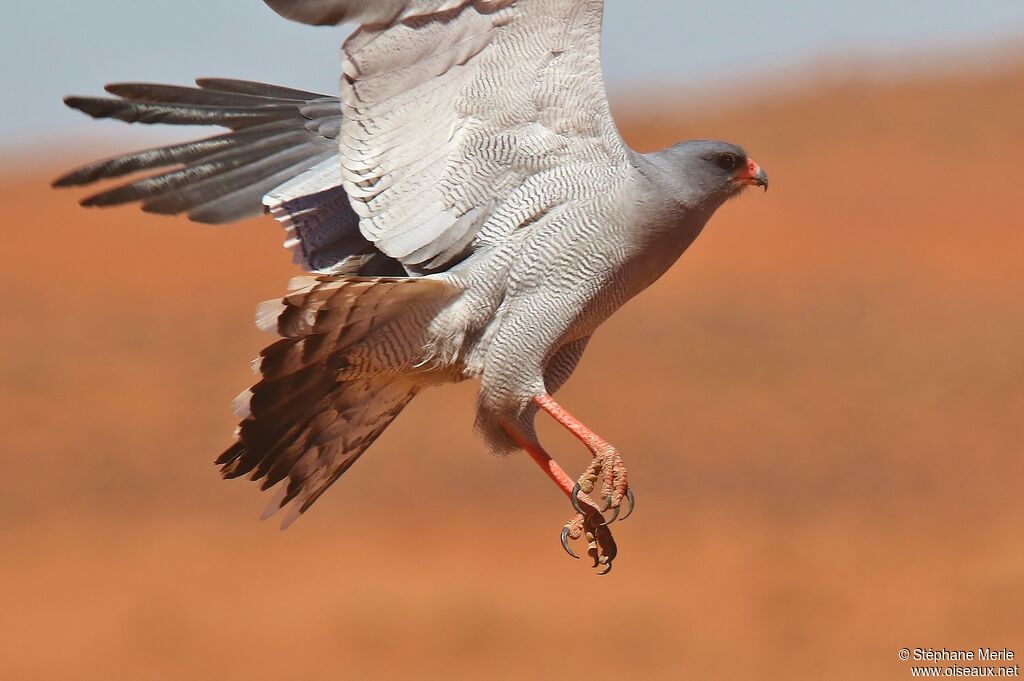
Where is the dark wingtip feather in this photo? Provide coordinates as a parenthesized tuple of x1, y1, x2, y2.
(78, 193, 107, 208)
(139, 200, 182, 217)
(102, 82, 174, 101)
(186, 207, 249, 225)
(51, 172, 79, 188)
(80, 189, 134, 208)
(195, 77, 326, 100)
(63, 95, 105, 118)
(62, 96, 146, 123)
(54, 158, 130, 188)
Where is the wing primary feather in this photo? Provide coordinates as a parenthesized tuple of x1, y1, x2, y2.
(104, 82, 308, 107)
(77, 131, 311, 209)
(63, 96, 300, 128)
(52, 120, 302, 187)
(185, 152, 337, 224)
(194, 77, 328, 100)
(140, 147, 333, 219)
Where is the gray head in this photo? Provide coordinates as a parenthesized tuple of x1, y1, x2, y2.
(643, 139, 768, 215)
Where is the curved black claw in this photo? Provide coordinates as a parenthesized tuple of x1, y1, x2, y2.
(619, 488, 636, 521)
(600, 495, 612, 513)
(560, 526, 580, 559)
(606, 504, 621, 524)
(570, 482, 585, 515)
(564, 477, 620, 572)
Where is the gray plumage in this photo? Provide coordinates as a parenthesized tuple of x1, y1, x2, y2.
(57, 0, 767, 528)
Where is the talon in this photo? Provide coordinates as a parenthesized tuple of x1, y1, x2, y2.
(587, 532, 600, 568)
(570, 481, 585, 515)
(606, 504, 620, 524)
(600, 495, 612, 512)
(597, 559, 613, 576)
(557, 506, 619, 573)
(619, 488, 635, 521)
(560, 526, 579, 559)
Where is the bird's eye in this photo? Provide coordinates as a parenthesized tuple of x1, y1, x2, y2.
(716, 153, 739, 171)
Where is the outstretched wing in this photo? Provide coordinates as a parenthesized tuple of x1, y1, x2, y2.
(56, 79, 339, 224)
(54, 79, 401, 274)
(265, 0, 631, 272)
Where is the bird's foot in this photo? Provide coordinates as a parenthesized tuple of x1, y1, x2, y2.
(559, 445, 634, 573)
(560, 494, 618, 574)
(576, 444, 634, 523)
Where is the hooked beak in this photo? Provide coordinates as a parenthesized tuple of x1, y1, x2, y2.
(733, 158, 769, 192)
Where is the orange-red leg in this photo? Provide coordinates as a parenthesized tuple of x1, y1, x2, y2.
(503, 425, 575, 497)
(504, 424, 616, 572)
(502, 393, 635, 574)
(534, 393, 604, 450)
(534, 394, 633, 521)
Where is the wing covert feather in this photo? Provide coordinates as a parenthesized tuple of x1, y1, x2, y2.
(267, 0, 630, 271)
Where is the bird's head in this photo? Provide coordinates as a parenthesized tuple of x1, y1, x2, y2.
(648, 140, 768, 214)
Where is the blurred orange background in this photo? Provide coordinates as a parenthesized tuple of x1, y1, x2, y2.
(1, 49, 1022, 681)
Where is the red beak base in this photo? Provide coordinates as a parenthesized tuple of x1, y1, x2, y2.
(734, 157, 769, 191)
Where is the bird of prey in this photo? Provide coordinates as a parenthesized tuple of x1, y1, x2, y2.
(55, 0, 768, 573)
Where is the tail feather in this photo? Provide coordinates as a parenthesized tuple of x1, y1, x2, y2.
(218, 273, 460, 524)
(255, 275, 451, 379)
(245, 361, 339, 420)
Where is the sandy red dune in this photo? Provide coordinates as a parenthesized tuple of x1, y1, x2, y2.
(1, 55, 1022, 681)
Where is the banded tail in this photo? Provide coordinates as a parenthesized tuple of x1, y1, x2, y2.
(217, 274, 459, 526)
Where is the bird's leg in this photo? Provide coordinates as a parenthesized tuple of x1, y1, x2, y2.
(533, 394, 634, 523)
(503, 426, 617, 573)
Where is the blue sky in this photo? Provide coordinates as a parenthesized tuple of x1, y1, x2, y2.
(3, 1, 1023, 151)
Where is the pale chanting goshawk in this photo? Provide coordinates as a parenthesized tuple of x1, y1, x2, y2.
(56, 0, 768, 573)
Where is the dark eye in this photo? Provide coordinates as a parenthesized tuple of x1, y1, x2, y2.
(716, 153, 739, 171)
